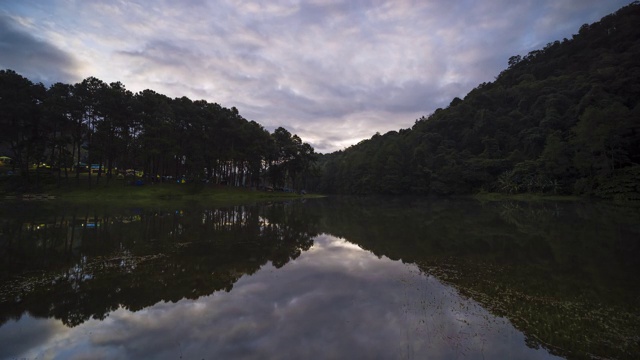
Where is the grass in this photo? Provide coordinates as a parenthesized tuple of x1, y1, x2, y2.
(54, 182, 323, 206)
(471, 191, 583, 202)
(0, 172, 324, 207)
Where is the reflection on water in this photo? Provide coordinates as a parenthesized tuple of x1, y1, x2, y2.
(316, 197, 640, 360)
(0, 202, 317, 329)
(0, 198, 638, 359)
(1, 235, 559, 359)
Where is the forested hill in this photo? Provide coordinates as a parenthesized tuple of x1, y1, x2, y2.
(0, 72, 316, 191)
(315, 2, 640, 200)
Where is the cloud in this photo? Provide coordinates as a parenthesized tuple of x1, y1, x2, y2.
(4, 234, 559, 359)
(0, 14, 81, 84)
(0, 314, 65, 359)
(1, 0, 632, 152)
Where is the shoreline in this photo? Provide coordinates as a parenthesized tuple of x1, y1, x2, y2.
(1, 182, 325, 207)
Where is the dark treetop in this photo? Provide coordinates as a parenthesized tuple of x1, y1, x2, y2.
(314, 3, 640, 199)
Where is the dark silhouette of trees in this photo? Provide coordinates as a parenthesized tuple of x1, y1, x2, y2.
(315, 2, 640, 200)
(269, 127, 317, 190)
(0, 70, 46, 184)
(0, 72, 315, 192)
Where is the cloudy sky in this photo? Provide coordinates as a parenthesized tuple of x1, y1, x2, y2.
(0, 0, 631, 153)
(1, 234, 559, 359)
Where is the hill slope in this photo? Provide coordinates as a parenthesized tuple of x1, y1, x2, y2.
(315, 2, 640, 199)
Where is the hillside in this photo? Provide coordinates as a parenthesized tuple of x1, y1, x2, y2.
(0, 76, 316, 193)
(315, 2, 640, 200)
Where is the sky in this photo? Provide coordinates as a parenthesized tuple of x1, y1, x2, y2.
(0, 234, 560, 359)
(0, 0, 632, 153)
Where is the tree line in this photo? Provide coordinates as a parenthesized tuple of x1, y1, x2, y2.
(0, 202, 317, 327)
(0, 72, 316, 191)
(315, 2, 640, 200)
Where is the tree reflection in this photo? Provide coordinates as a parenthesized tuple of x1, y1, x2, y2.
(314, 197, 640, 360)
(1, 198, 638, 359)
(0, 201, 318, 328)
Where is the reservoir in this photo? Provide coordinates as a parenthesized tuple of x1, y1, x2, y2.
(0, 197, 638, 359)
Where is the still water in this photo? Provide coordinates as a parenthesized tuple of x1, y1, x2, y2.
(0, 197, 638, 359)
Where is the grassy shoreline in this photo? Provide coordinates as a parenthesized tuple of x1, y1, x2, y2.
(3, 181, 324, 207)
(1, 174, 626, 206)
(471, 192, 584, 202)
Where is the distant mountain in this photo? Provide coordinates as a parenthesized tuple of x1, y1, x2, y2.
(314, 2, 640, 200)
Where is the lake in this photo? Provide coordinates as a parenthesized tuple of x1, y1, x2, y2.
(0, 197, 638, 359)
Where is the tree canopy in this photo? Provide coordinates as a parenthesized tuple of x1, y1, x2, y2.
(314, 2, 640, 200)
(0, 71, 316, 191)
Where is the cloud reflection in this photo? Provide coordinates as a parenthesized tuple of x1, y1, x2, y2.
(6, 234, 561, 359)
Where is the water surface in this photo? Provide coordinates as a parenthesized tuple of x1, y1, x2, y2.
(0, 198, 638, 359)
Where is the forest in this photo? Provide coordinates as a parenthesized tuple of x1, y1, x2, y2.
(0, 72, 316, 191)
(315, 2, 640, 200)
(2, 3, 639, 199)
